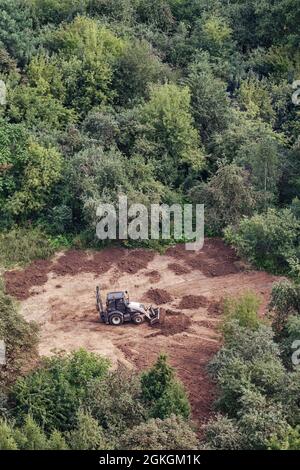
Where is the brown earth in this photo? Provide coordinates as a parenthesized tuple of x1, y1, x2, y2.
(3, 238, 279, 430)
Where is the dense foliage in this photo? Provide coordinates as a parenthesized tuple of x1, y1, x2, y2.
(0, 0, 298, 266)
(203, 290, 300, 450)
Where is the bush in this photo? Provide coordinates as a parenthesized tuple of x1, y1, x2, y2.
(11, 349, 110, 432)
(119, 415, 198, 450)
(86, 367, 147, 437)
(0, 283, 38, 387)
(68, 410, 109, 450)
(209, 322, 283, 416)
(202, 414, 244, 450)
(0, 227, 55, 268)
(0, 416, 68, 450)
(269, 280, 300, 337)
(141, 354, 190, 420)
(268, 426, 300, 450)
(190, 164, 256, 235)
(224, 208, 300, 273)
(222, 291, 261, 340)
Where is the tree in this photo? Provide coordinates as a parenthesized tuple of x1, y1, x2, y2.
(48, 16, 125, 116)
(0, 0, 36, 66)
(190, 164, 256, 235)
(68, 410, 109, 450)
(185, 55, 230, 143)
(119, 415, 198, 450)
(113, 40, 171, 106)
(14, 415, 48, 450)
(0, 283, 38, 387)
(12, 349, 110, 432)
(224, 208, 300, 273)
(0, 120, 63, 224)
(202, 414, 244, 450)
(86, 367, 147, 437)
(268, 426, 300, 450)
(141, 354, 190, 420)
(222, 291, 261, 340)
(136, 83, 205, 186)
(269, 280, 300, 337)
(0, 419, 18, 450)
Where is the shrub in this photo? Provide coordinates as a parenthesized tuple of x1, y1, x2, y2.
(269, 280, 300, 337)
(119, 415, 198, 450)
(0, 283, 38, 387)
(86, 367, 147, 437)
(0, 416, 68, 450)
(224, 208, 300, 273)
(268, 426, 300, 450)
(0, 227, 55, 268)
(222, 291, 261, 340)
(12, 349, 110, 432)
(141, 354, 190, 420)
(236, 389, 289, 449)
(190, 164, 256, 235)
(202, 414, 244, 450)
(68, 410, 109, 450)
(0, 419, 18, 450)
(209, 322, 282, 415)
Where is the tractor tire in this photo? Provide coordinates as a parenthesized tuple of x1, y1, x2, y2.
(132, 314, 143, 325)
(109, 312, 123, 326)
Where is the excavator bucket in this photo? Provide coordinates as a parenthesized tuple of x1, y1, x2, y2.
(145, 307, 160, 325)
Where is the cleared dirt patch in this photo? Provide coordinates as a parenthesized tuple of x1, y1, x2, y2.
(4, 238, 279, 431)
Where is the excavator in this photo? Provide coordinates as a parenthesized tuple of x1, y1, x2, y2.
(96, 286, 160, 326)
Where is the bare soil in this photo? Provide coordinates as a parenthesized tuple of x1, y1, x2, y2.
(4, 238, 278, 429)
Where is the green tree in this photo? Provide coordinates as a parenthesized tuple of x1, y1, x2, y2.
(141, 354, 190, 420)
(190, 164, 256, 235)
(225, 208, 300, 273)
(14, 415, 48, 450)
(0, 419, 18, 450)
(0, 283, 38, 387)
(222, 291, 261, 340)
(12, 349, 110, 432)
(185, 55, 230, 142)
(68, 410, 109, 450)
(119, 415, 198, 450)
(86, 367, 147, 437)
(0, 120, 63, 224)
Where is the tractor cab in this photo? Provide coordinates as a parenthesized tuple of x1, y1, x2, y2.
(106, 291, 129, 314)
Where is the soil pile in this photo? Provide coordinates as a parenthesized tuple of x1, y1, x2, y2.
(145, 288, 173, 304)
(179, 295, 209, 309)
(4, 259, 52, 300)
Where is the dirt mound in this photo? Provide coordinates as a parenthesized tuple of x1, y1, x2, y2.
(4, 259, 52, 300)
(179, 295, 209, 309)
(145, 288, 173, 305)
(168, 263, 190, 275)
(151, 308, 191, 336)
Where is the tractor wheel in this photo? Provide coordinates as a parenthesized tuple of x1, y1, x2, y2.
(132, 314, 143, 325)
(109, 312, 123, 326)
